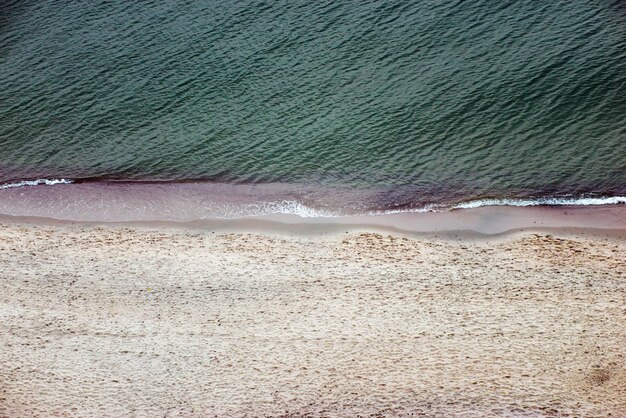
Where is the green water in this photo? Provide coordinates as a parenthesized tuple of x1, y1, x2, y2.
(1, 0, 625, 210)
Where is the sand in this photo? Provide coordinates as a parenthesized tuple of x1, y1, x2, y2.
(0, 220, 625, 417)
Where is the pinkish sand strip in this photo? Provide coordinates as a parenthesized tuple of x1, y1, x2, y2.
(1, 204, 625, 236)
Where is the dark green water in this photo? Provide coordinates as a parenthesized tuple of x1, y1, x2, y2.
(0, 0, 625, 216)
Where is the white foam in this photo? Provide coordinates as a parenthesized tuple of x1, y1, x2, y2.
(220, 200, 338, 218)
(451, 195, 626, 209)
(366, 195, 626, 216)
(368, 204, 442, 215)
(0, 178, 73, 190)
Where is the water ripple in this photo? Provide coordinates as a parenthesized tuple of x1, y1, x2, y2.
(0, 0, 624, 207)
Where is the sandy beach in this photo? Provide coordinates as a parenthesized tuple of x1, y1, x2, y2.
(0, 218, 625, 417)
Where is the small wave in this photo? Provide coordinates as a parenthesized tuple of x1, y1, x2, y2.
(0, 178, 73, 190)
(367, 195, 626, 215)
(206, 195, 626, 218)
(451, 195, 626, 210)
(368, 204, 442, 215)
(222, 200, 338, 218)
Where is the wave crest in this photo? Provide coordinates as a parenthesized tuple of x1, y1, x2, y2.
(451, 196, 626, 210)
(0, 178, 73, 190)
(219, 200, 337, 218)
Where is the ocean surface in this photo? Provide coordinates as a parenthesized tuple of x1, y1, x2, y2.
(1, 0, 625, 219)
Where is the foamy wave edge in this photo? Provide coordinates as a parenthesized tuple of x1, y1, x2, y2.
(0, 178, 73, 190)
(449, 195, 626, 210)
(365, 196, 625, 216)
(220, 200, 338, 218)
(237, 196, 626, 218)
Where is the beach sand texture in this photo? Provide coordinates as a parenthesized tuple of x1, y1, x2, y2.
(0, 222, 624, 417)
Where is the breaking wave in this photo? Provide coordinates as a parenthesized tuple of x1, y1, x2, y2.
(450, 195, 626, 210)
(210, 201, 337, 218)
(0, 178, 73, 190)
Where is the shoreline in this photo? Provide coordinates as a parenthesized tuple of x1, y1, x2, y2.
(1, 179, 625, 223)
(1, 208, 625, 416)
(0, 204, 625, 238)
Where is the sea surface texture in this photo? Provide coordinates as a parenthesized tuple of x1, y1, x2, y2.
(1, 0, 625, 217)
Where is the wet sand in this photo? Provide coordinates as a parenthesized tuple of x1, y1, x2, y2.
(0, 218, 625, 417)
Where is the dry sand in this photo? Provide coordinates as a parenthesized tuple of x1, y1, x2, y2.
(0, 221, 624, 417)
